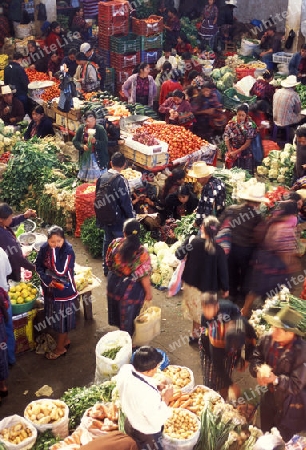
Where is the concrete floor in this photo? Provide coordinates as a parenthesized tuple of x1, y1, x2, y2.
(1, 236, 304, 421)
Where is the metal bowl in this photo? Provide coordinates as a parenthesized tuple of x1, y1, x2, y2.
(18, 233, 36, 246)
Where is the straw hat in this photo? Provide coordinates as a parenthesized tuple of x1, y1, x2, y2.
(281, 75, 301, 88)
(239, 182, 269, 203)
(263, 306, 304, 336)
(225, 0, 237, 6)
(0, 85, 16, 95)
(187, 161, 215, 179)
(80, 43, 91, 53)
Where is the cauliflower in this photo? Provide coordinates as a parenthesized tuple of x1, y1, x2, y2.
(153, 241, 169, 255)
(262, 157, 270, 167)
(270, 160, 279, 170)
(277, 175, 286, 183)
(257, 166, 268, 176)
(269, 150, 280, 159)
(268, 169, 278, 179)
(290, 155, 296, 163)
(279, 167, 288, 174)
(151, 272, 162, 286)
(150, 254, 159, 271)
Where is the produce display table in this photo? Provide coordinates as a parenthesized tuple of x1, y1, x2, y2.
(77, 275, 102, 321)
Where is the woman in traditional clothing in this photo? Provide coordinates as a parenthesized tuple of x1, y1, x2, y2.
(199, 0, 219, 48)
(73, 110, 109, 183)
(36, 226, 78, 360)
(224, 104, 258, 175)
(175, 216, 229, 343)
(106, 219, 152, 337)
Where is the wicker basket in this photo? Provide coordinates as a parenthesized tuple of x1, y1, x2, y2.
(223, 88, 257, 110)
(132, 15, 163, 36)
(140, 33, 163, 51)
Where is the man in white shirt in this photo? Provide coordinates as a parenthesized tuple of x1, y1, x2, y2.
(156, 44, 178, 71)
(117, 347, 173, 450)
(0, 248, 11, 291)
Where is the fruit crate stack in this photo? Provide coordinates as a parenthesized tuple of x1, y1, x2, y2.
(110, 33, 141, 94)
(98, 0, 130, 67)
(131, 15, 163, 66)
(104, 67, 116, 95)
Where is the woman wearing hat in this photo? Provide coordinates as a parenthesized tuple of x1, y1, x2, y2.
(106, 219, 152, 337)
(189, 161, 226, 226)
(159, 89, 194, 128)
(249, 306, 306, 441)
(224, 104, 258, 174)
(0, 85, 24, 125)
(273, 75, 302, 130)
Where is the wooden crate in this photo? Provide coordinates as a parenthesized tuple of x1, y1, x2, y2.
(122, 144, 169, 168)
(68, 109, 82, 120)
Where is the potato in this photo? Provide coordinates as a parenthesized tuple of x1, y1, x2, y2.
(164, 409, 199, 440)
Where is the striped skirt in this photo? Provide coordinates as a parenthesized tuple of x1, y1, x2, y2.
(44, 291, 77, 334)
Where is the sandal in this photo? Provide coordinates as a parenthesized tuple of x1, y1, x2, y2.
(45, 350, 67, 360)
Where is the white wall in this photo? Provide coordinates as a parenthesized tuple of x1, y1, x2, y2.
(234, 0, 289, 31)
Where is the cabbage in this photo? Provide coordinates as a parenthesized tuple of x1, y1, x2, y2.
(151, 272, 162, 286)
(222, 72, 234, 89)
(212, 68, 221, 80)
(216, 80, 224, 91)
(153, 241, 169, 255)
(220, 66, 232, 77)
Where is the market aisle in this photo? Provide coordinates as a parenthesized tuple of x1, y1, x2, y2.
(0, 236, 204, 418)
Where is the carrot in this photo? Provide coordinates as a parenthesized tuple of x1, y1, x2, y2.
(169, 392, 181, 402)
(180, 399, 193, 409)
(180, 394, 190, 402)
(173, 399, 181, 408)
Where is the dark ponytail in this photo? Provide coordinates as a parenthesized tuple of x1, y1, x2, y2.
(120, 219, 141, 262)
(202, 216, 219, 255)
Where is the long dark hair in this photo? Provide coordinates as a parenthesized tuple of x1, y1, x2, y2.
(202, 216, 219, 255)
(163, 168, 185, 199)
(47, 225, 67, 258)
(120, 219, 141, 262)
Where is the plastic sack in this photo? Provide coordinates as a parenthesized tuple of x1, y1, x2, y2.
(240, 39, 260, 56)
(131, 348, 169, 371)
(0, 414, 37, 450)
(234, 75, 256, 97)
(168, 259, 185, 298)
(75, 183, 96, 238)
(163, 365, 195, 394)
(95, 330, 132, 384)
(162, 409, 200, 450)
(24, 399, 69, 439)
(132, 306, 161, 347)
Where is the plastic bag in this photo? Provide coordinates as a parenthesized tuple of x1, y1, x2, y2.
(0, 414, 37, 450)
(240, 39, 260, 56)
(132, 306, 161, 347)
(168, 259, 185, 298)
(24, 399, 69, 439)
(95, 331, 132, 384)
(162, 409, 200, 450)
(75, 183, 96, 238)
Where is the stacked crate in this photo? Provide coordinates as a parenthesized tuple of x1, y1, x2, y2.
(98, 0, 130, 67)
(110, 33, 141, 93)
(132, 15, 164, 66)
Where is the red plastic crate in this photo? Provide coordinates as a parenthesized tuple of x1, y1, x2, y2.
(98, 33, 111, 50)
(235, 66, 256, 81)
(116, 67, 133, 84)
(98, 0, 129, 20)
(99, 18, 129, 36)
(131, 15, 163, 36)
(111, 52, 140, 69)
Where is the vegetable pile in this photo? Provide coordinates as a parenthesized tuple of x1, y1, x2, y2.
(101, 346, 122, 360)
(164, 408, 199, 441)
(80, 217, 104, 258)
(296, 83, 306, 109)
(132, 132, 159, 146)
(211, 67, 235, 92)
(257, 144, 296, 185)
(60, 382, 116, 429)
(250, 286, 306, 337)
(33, 430, 61, 450)
(135, 123, 207, 161)
(25, 400, 66, 425)
(0, 421, 33, 446)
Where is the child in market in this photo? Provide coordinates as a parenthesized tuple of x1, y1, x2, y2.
(200, 293, 256, 400)
(116, 346, 173, 450)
